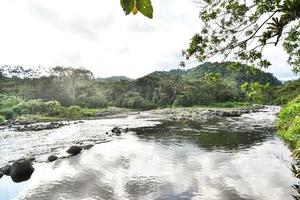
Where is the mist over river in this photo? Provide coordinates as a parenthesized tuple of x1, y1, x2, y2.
(0, 107, 298, 200)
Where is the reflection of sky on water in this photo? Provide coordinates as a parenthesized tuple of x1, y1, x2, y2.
(2, 134, 294, 200)
(0, 107, 297, 199)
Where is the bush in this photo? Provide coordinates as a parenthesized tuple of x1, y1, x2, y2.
(76, 95, 108, 108)
(277, 94, 300, 149)
(116, 92, 154, 110)
(57, 106, 97, 119)
(0, 115, 5, 123)
(13, 100, 61, 115)
(0, 95, 23, 109)
(0, 108, 15, 120)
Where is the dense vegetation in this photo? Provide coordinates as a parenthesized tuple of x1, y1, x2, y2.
(0, 62, 288, 122)
(0, 94, 124, 123)
(277, 94, 300, 149)
(271, 79, 300, 105)
(99, 62, 281, 108)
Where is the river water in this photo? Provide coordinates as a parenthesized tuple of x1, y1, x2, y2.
(0, 107, 298, 200)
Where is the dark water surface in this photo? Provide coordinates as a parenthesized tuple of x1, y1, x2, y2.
(0, 107, 298, 200)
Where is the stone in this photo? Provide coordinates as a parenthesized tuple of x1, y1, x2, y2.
(0, 165, 11, 176)
(10, 159, 34, 183)
(48, 155, 58, 162)
(66, 146, 82, 156)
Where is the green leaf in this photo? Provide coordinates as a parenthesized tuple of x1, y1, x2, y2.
(136, 0, 153, 19)
(120, 0, 134, 15)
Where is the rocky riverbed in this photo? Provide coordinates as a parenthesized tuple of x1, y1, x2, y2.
(150, 105, 265, 121)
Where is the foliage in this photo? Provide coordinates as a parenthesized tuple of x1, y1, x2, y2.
(0, 115, 4, 123)
(0, 94, 104, 120)
(173, 78, 237, 107)
(120, 0, 153, 18)
(76, 95, 108, 109)
(0, 108, 15, 120)
(0, 95, 23, 109)
(271, 78, 300, 105)
(0, 95, 23, 120)
(277, 94, 300, 148)
(0, 63, 281, 111)
(13, 100, 61, 115)
(240, 82, 271, 103)
(182, 62, 281, 87)
(182, 0, 300, 73)
(116, 92, 154, 109)
(57, 106, 97, 119)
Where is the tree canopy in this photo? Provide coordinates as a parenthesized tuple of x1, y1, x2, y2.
(120, 0, 300, 73)
(182, 0, 300, 72)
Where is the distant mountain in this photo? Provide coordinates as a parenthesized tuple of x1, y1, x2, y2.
(95, 76, 131, 82)
(148, 62, 282, 86)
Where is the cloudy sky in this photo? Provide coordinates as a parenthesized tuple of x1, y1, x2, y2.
(0, 0, 298, 80)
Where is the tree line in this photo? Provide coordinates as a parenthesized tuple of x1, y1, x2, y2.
(0, 62, 291, 111)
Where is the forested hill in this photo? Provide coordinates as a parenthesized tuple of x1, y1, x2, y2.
(95, 76, 131, 83)
(152, 62, 282, 87)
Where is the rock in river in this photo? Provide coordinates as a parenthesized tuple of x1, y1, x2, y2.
(10, 159, 35, 183)
(66, 146, 82, 156)
(48, 155, 58, 162)
(0, 172, 3, 179)
(0, 165, 11, 176)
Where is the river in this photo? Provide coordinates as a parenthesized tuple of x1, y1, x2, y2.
(0, 106, 298, 200)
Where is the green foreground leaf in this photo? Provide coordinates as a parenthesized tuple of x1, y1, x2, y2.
(120, 0, 153, 18)
(136, 0, 153, 19)
(120, 0, 134, 15)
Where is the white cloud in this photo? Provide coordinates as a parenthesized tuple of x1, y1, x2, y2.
(0, 0, 298, 80)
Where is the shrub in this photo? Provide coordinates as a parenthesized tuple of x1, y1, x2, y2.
(0, 95, 23, 109)
(277, 94, 300, 149)
(0, 108, 15, 120)
(0, 115, 5, 123)
(76, 95, 108, 108)
(57, 106, 97, 119)
(116, 92, 154, 110)
(13, 100, 61, 115)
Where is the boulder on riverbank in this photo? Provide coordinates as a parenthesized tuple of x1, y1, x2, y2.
(10, 159, 34, 183)
(66, 146, 82, 156)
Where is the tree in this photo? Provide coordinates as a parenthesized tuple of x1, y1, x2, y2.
(50, 67, 94, 105)
(240, 82, 271, 103)
(181, 0, 300, 73)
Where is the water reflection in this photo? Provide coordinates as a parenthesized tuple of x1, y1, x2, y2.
(0, 108, 298, 199)
(131, 119, 274, 152)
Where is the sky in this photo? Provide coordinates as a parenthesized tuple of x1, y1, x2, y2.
(0, 0, 298, 81)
